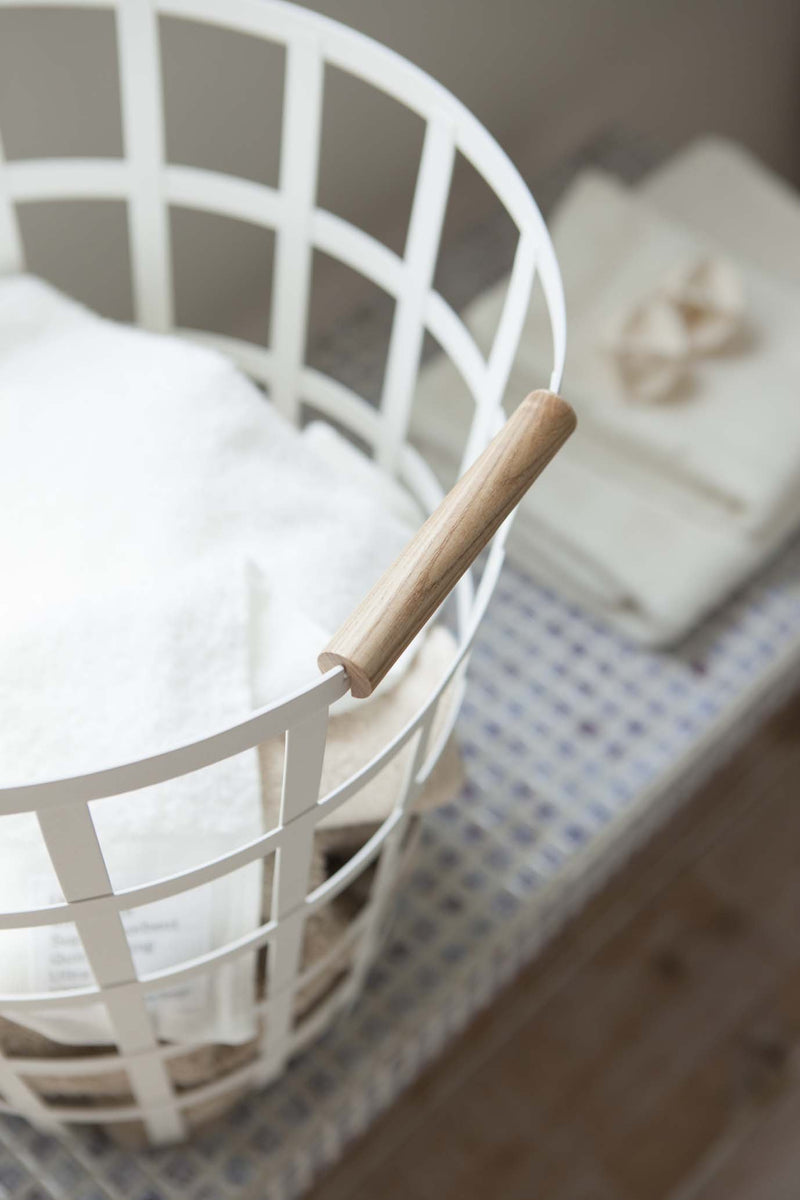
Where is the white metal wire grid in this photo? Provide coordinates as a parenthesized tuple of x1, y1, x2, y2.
(0, 0, 565, 1144)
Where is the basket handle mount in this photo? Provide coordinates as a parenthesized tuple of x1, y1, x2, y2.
(318, 389, 576, 698)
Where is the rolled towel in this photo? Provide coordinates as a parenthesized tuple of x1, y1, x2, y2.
(602, 254, 745, 403)
(661, 254, 745, 355)
(602, 292, 691, 403)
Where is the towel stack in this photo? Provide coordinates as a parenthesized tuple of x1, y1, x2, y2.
(413, 139, 800, 645)
(0, 278, 461, 1048)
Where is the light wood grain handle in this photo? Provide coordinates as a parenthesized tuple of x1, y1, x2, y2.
(318, 389, 576, 697)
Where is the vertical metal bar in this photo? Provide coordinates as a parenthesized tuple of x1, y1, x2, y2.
(117, 0, 173, 330)
(348, 708, 436, 995)
(37, 802, 185, 1143)
(460, 228, 537, 472)
(256, 705, 329, 1083)
(376, 118, 455, 473)
(269, 35, 324, 422)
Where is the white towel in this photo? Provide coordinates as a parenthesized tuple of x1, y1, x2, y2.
(0, 564, 262, 1047)
(643, 137, 800, 287)
(0, 277, 417, 673)
(412, 147, 800, 645)
(0, 276, 419, 1044)
(549, 172, 800, 536)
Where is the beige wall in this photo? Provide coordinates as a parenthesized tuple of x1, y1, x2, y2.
(1, 1, 799, 333)
(301, 0, 800, 234)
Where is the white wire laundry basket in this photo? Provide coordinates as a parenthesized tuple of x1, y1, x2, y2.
(0, 0, 567, 1145)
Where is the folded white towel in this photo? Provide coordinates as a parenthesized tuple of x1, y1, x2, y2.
(0, 564, 262, 1047)
(552, 172, 800, 535)
(0, 277, 417, 679)
(0, 277, 419, 1044)
(413, 149, 800, 645)
(643, 137, 800, 286)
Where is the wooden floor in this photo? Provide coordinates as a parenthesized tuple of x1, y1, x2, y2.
(307, 689, 800, 1200)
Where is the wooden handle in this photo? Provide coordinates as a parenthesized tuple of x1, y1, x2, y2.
(318, 389, 576, 697)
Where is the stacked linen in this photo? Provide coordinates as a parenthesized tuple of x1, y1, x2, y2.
(0, 277, 458, 1047)
(412, 139, 800, 646)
